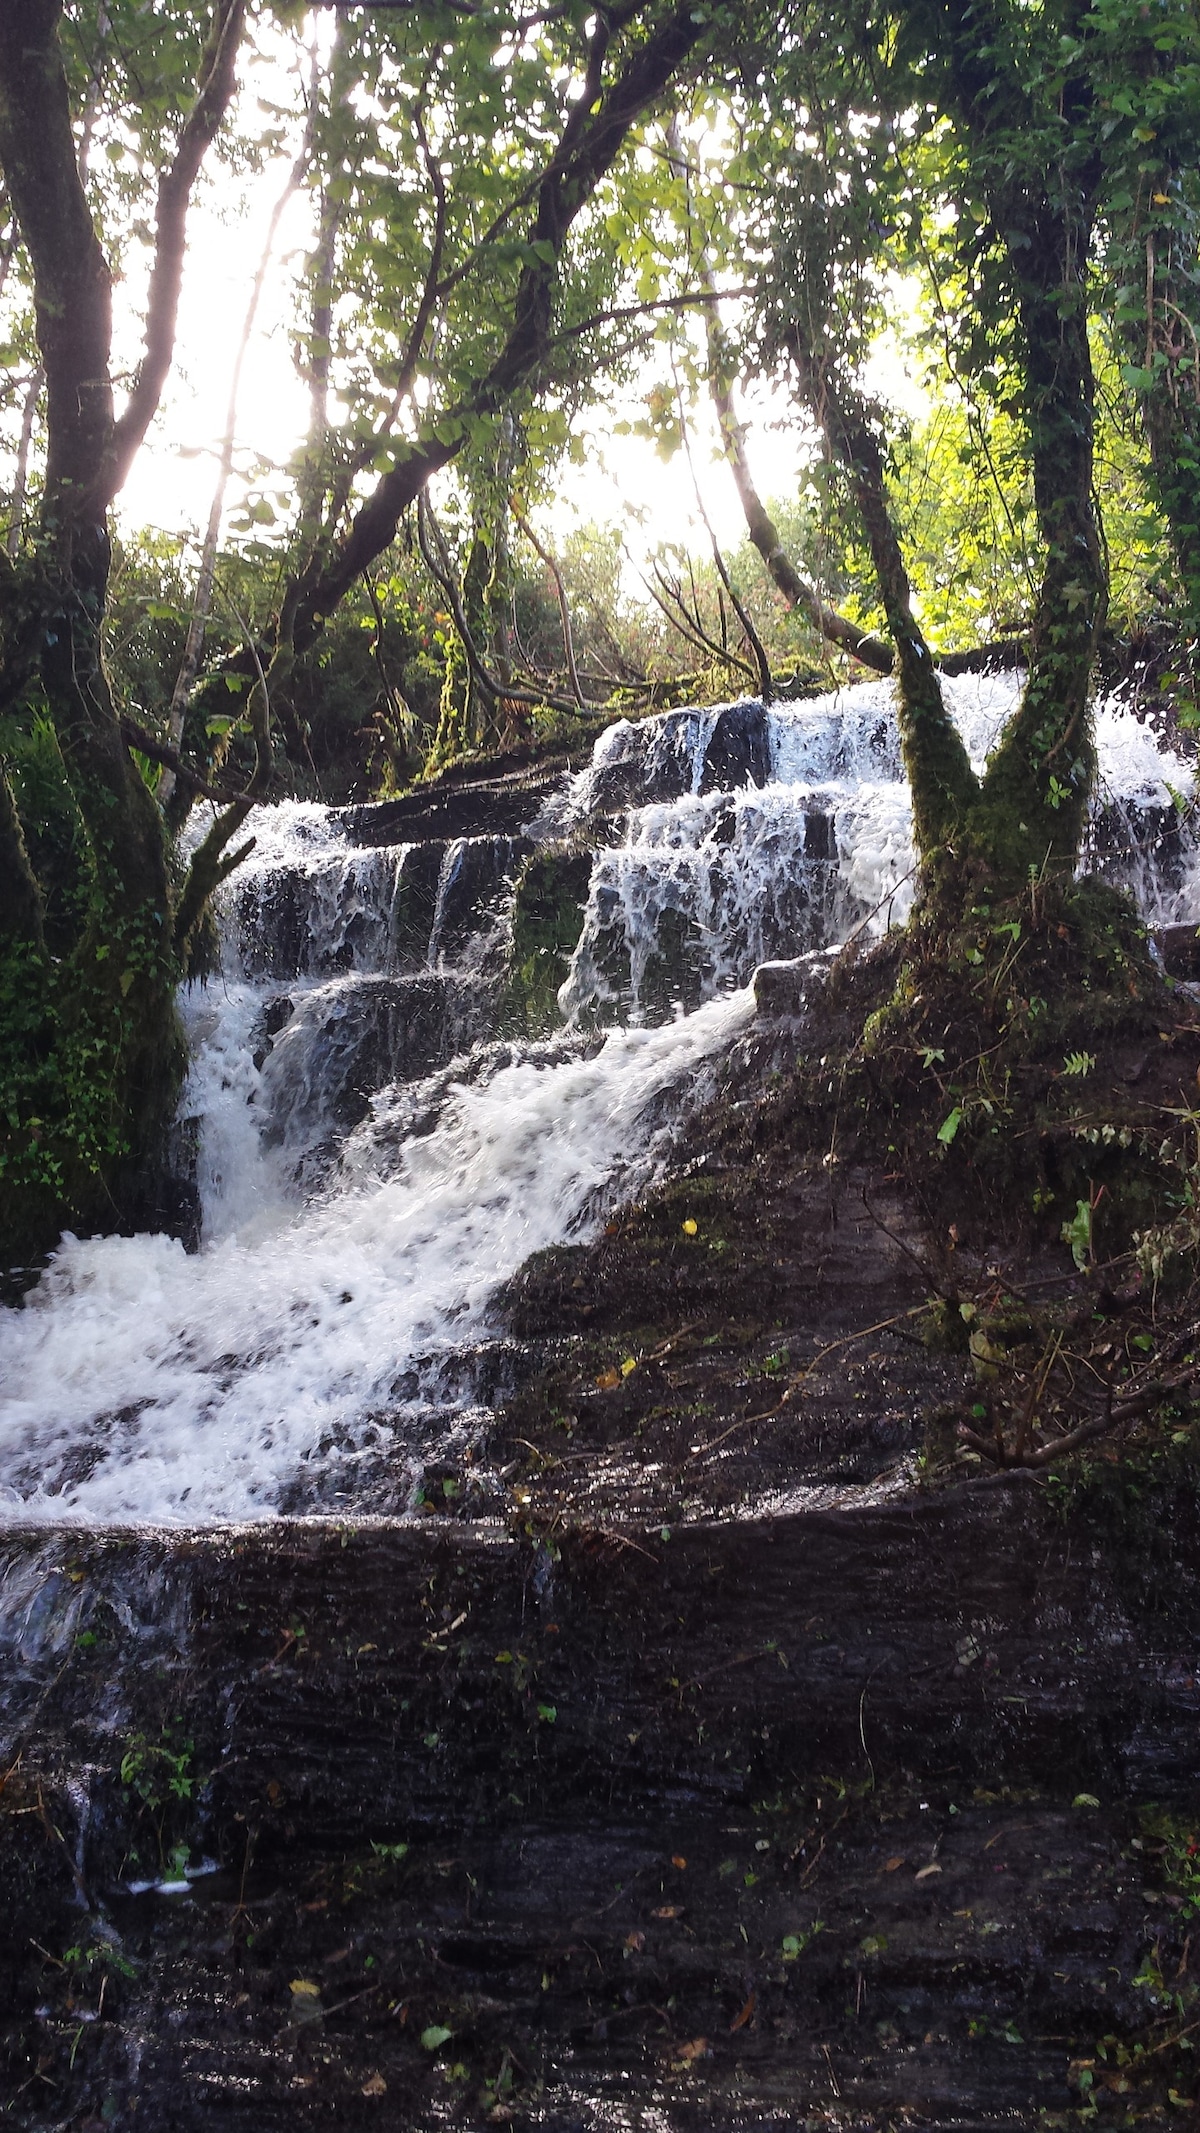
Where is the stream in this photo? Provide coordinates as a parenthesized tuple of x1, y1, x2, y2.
(5, 673, 1200, 2130)
(1, 670, 1195, 1529)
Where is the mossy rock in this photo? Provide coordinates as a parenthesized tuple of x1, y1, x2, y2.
(504, 844, 593, 1032)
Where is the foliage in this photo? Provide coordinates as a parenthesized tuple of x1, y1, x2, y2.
(2, 0, 1200, 1258)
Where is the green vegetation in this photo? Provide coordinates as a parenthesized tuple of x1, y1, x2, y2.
(1, 0, 1198, 1258)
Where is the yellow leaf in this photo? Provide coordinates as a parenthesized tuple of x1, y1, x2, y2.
(730, 1991, 756, 2031)
(681, 1218, 698, 1235)
(620, 1356, 637, 1377)
(289, 1979, 321, 1997)
(1153, 191, 1171, 205)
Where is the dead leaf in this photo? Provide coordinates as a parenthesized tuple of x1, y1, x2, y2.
(594, 1367, 621, 1391)
(361, 2073, 387, 2097)
(914, 1863, 942, 1882)
(671, 1854, 688, 1869)
(652, 1904, 681, 1918)
(884, 1856, 905, 1873)
(624, 1930, 646, 1952)
(730, 1991, 756, 2032)
(674, 2037, 709, 2062)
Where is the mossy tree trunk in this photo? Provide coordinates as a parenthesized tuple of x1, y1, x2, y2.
(0, 0, 244, 1258)
(786, 0, 1107, 911)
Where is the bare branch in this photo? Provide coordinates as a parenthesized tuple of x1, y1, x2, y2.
(671, 355, 773, 700)
(417, 495, 586, 715)
(644, 562, 756, 684)
(119, 715, 249, 806)
(514, 509, 585, 709)
(4, 364, 43, 559)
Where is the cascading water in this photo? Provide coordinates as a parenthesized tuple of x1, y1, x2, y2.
(1, 669, 1196, 1530)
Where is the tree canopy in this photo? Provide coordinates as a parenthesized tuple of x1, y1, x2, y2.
(1, 0, 1198, 1257)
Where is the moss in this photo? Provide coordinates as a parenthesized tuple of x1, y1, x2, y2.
(503, 844, 593, 1032)
(814, 867, 1175, 1252)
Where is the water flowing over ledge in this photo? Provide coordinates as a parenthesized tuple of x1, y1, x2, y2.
(1, 671, 1195, 1530)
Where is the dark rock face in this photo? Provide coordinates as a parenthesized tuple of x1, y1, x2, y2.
(338, 763, 566, 847)
(258, 972, 489, 1147)
(584, 702, 771, 817)
(752, 952, 834, 1017)
(1155, 919, 1200, 979)
(3, 1477, 1200, 2127)
(699, 700, 772, 794)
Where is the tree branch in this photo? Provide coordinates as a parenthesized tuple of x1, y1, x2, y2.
(289, 0, 708, 647)
(701, 293, 893, 674)
(515, 509, 585, 709)
(784, 319, 979, 851)
(119, 715, 249, 806)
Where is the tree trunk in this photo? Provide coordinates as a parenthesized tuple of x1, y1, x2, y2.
(970, 199, 1105, 876)
(784, 327, 980, 853)
(0, 0, 242, 1256)
(1123, 223, 1200, 657)
(703, 298, 895, 677)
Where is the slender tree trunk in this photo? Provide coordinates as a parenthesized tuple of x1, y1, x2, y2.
(1125, 223, 1200, 654)
(0, 761, 43, 951)
(785, 325, 980, 852)
(703, 295, 894, 676)
(161, 57, 318, 806)
(5, 365, 43, 560)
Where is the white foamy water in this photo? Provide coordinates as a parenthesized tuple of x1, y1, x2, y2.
(2, 671, 1196, 1530)
(560, 673, 1200, 1016)
(0, 991, 751, 1525)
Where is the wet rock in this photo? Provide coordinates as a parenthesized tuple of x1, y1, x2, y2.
(753, 950, 835, 1017)
(338, 763, 566, 846)
(1154, 919, 1200, 980)
(259, 972, 489, 1144)
(699, 698, 771, 793)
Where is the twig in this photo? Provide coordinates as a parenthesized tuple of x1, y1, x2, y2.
(514, 509, 587, 710)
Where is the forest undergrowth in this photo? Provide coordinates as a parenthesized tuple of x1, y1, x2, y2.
(744, 868, 1200, 1490)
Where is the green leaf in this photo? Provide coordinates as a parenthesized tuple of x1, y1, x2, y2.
(937, 1107, 963, 1144)
(1061, 1201, 1092, 1271)
(420, 2025, 453, 2051)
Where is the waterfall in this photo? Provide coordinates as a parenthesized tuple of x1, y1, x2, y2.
(1, 671, 1195, 1529)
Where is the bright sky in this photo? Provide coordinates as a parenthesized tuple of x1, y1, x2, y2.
(105, 14, 815, 582)
(116, 165, 811, 578)
(108, 20, 921, 588)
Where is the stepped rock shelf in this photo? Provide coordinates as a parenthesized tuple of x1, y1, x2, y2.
(4, 674, 1200, 2127)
